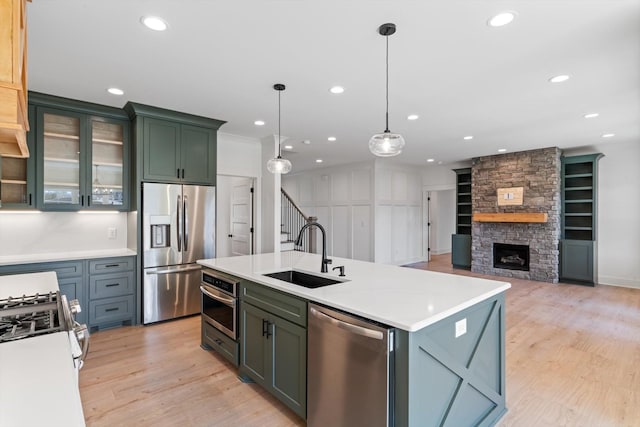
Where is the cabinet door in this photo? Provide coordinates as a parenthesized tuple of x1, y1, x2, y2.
(0, 105, 36, 209)
(560, 239, 595, 284)
(59, 276, 87, 325)
(180, 124, 216, 184)
(88, 117, 129, 209)
(271, 314, 307, 418)
(37, 108, 87, 209)
(240, 301, 269, 386)
(143, 118, 181, 182)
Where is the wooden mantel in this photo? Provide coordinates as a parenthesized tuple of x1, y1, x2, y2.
(473, 213, 548, 223)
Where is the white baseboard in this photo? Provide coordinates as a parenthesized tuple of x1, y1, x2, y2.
(431, 248, 451, 255)
(599, 275, 640, 289)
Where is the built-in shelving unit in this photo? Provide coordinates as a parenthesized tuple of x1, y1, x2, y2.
(452, 168, 472, 269)
(560, 153, 603, 285)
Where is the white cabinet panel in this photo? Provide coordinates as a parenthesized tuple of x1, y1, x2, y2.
(332, 172, 349, 202)
(331, 206, 350, 258)
(352, 169, 372, 202)
(375, 205, 392, 264)
(392, 171, 408, 202)
(392, 206, 408, 263)
(352, 205, 372, 261)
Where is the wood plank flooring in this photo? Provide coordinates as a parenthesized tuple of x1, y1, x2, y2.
(79, 254, 640, 426)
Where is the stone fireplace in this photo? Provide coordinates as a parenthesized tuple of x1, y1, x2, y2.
(471, 147, 561, 283)
(493, 243, 529, 271)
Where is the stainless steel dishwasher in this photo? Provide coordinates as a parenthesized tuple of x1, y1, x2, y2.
(308, 303, 394, 427)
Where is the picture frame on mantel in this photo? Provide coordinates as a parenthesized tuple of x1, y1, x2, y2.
(497, 187, 524, 206)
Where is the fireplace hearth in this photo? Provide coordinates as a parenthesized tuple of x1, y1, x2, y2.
(493, 243, 530, 271)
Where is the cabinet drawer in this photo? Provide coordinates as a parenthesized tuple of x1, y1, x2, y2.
(89, 257, 134, 275)
(89, 295, 134, 325)
(89, 272, 134, 299)
(202, 319, 239, 366)
(241, 281, 307, 327)
(0, 260, 83, 279)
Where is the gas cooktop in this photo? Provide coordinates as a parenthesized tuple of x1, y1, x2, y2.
(0, 292, 67, 342)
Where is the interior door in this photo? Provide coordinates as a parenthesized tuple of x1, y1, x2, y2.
(229, 177, 253, 256)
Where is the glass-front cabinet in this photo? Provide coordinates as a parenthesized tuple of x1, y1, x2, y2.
(0, 105, 36, 209)
(34, 96, 129, 211)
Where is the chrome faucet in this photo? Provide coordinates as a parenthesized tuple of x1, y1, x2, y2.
(295, 222, 332, 273)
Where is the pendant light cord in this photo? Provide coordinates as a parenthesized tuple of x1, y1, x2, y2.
(385, 35, 390, 133)
(278, 89, 282, 158)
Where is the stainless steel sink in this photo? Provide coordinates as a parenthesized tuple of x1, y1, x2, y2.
(263, 270, 344, 289)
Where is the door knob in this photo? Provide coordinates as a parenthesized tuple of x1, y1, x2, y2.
(228, 234, 233, 238)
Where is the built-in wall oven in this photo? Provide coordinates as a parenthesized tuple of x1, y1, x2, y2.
(200, 269, 239, 340)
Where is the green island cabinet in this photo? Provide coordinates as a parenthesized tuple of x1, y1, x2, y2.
(0, 255, 137, 330)
(452, 168, 472, 269)
(124, 102, 224, 186)
(200, 269, 507, 427)
(29, 92, 131, 211)
(238, 280, 307, 420)
(560, 153, 604, 285)
(0, 104, 36, 209)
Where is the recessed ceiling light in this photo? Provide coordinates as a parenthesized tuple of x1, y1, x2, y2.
(427, 158, 435, 163)
(302, 140, 311, 145)
(329, 86, 344, 94)
(497, 148, 507, 153)
(284, 145, 293, 150)
(488, 11, 517, 27)
(583, 113, 599, 119)
(327, 136, 337, 142)
(407, 114, 419, 121)
(601, 133, 615, 138)
(463, 135, 473, 140)
(315, 159, 323, 163)
(141, 16, 168, 31)
(107, 87, 124, 96)
(549, 75, 570, 83)
(254, 120, 265, 126)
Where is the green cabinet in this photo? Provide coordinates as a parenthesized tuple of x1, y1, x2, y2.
(87, 256, 136, 331)
(452, 168, 472, 269)
(125, 102, 223, 186)
(0, 260, 87, 325)
(560, 154, 603, 285)
(0, 105, 36, 209)
(30, 92, 130, 211)
(239, 281, 307, 419)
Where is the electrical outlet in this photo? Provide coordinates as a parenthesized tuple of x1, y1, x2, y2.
(107, 227, 117, 239)
(455, 318, 467, 338)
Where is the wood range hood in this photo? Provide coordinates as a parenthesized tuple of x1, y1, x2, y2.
(473, 212, 548, 223)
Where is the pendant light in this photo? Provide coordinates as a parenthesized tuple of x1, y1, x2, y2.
(369, 23, 405, 157)
(267, 83, 292, 174)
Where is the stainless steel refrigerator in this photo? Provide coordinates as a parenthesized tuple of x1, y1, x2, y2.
(142, 182, 215, 324)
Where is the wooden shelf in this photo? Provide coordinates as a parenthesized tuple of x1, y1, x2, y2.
(473, 213, 548, 223)
(44, 131, 80, 140)
(0, 179, 27, 185)
(44, 181, 79, 187)
(92, 137, 123, 145)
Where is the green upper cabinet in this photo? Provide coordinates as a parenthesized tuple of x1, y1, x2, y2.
(125, 102, 224, 186)
(30, 92, 130, 211)
(0, 105, 37, 209)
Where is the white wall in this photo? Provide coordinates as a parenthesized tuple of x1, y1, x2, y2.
(564, 141, 640, 288)
(0, 212, 127, 256)
(283, 162, 375, 261)
(217, 132, 262, 254)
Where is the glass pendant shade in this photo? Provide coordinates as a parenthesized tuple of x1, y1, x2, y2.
(267, 155, 292, 174)
(369, 130, 405, 157)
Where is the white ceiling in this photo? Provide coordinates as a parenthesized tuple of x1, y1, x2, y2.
(27, 0, 640, 173)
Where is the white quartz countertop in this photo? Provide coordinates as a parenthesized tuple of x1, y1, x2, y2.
(0, 271, 59, 297)
(0, 248, 137, 266)
(198, 252, 511, 332)
(0, 332, 86, 427)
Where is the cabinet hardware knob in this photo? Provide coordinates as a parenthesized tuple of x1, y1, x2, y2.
(105, 283, 119, 287)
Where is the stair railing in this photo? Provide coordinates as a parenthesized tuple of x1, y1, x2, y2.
(281, 188, 317, 253)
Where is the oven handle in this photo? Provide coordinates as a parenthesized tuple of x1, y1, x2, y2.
(200, 285, 235, 306)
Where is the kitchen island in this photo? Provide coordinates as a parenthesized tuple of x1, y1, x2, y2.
(199, 252, 511, 427)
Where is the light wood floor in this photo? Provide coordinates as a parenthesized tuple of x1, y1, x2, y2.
(80, 254, 640, 427)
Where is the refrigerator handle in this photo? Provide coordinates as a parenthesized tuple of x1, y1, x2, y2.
(183, 195, 189, 249)
(177, 194, 182, 252)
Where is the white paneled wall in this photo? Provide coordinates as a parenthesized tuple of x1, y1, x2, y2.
(284, 160, 424, 266)
(374, 163, 424, 265)
(283, 162, 374, 261)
